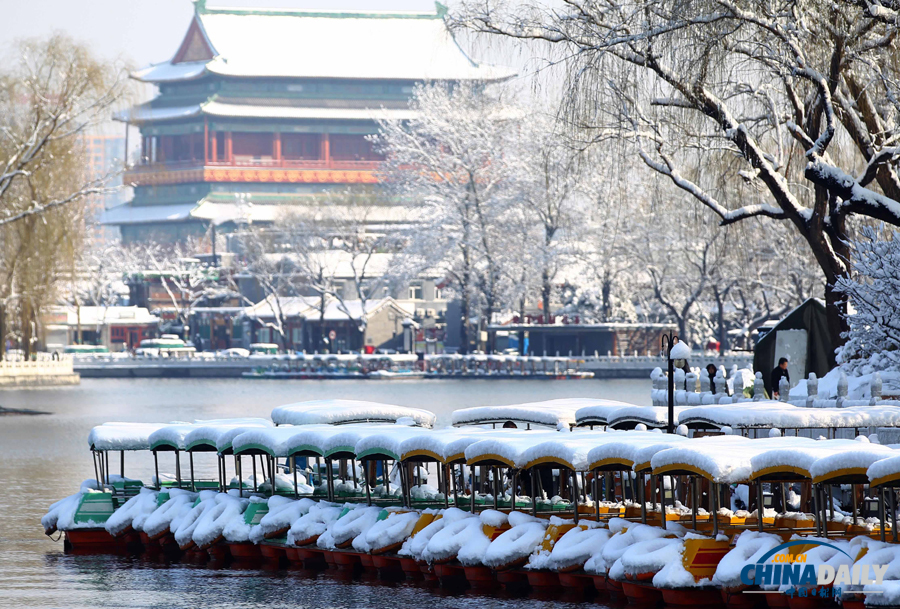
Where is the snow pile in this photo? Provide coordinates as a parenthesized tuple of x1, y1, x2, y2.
(318, 505, 381, 549)
(105, 488, 159, 536)
(227, 496, 269, 542)
(88, 422, 171, 451)
(249, 497, 316, 543)
(142, 488, 198, 539)
(399, 508, 470, 560)
(190, 493, 247, 548)
(613, 535, 685, 581)
(712, 531, 784, 587)
(357, 510, 421, 553)
(42, 480, 102, 532)
(173, 490, 219, 548)
(529, 522, 610, 571)
(422, 511, 483, 563)
(287, 502, 342, 546)
(586, 521, 678, 576)
(482, 512, 546, 569)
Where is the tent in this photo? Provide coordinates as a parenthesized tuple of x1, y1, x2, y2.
(753, 298, 837, 395)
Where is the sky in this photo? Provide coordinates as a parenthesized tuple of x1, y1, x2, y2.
(2, 0, 442, 66)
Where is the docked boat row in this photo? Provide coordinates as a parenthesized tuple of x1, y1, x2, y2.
(242, 353, 595, 380)
(43, 398, 900, 607)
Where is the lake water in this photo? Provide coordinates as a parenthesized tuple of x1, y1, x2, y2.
(0, 378, 648, 609)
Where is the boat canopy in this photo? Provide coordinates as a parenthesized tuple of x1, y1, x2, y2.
(574, 401, 667, 427)
(519, 432, 609, 471)
(464, 431, 579, 468)
(586, 432, 689, 472)
(149, 418, 274, 452)
(807, 442, 894, 484)
(749, 439, 869, 481)
(605, 406, 693, 430)
(451, 398, 621, 429)
(183, 419, 274, 452)
(867, 454, 900, 487)
(355, 426, 436, 461)
(650, 436, 797, 483)
(270, 399, 435, 427)
(399, 428, 496, 464)
(88, 422, 171, 451)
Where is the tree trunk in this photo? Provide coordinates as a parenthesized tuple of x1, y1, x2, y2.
(541, 268, 552, 324)
(0, 303, 5, 362)
(518, 296, 526, 355)
(714, 289, 728, 354)
(459, 293, 469, 355)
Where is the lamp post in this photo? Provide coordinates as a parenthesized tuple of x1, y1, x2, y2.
(660, 331, 680, 434)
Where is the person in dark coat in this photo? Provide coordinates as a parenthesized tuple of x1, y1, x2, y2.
(770, 357, 790, 398)
(705, 363, 717, 392)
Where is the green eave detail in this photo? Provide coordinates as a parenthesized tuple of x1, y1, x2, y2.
(284, 443, 324, 457)
(356, 447, 400, 461)
(323, 444, 357, 459)
(150, 440, 181, 451)
(233, 442, 275, 456)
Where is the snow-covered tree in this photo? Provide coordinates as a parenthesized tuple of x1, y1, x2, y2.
(376, 83, 518, 352)
(836, 227, 900, 374)
(455, 0, 900, 344)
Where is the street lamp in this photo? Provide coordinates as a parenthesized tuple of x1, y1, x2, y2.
(661, 331, 689, 434)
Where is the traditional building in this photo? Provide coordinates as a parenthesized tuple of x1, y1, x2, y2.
(105, 1, 512, 243)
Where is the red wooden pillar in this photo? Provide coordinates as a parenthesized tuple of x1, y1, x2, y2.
(209, 132, 217, 163)
(203, 120, 209, 164)
(225, 131, 233, 163)
(158, 135, 166, 162)
(320, 133, 330, 166)
(190, 131, 196, 161)
(273, 132, 282, 164)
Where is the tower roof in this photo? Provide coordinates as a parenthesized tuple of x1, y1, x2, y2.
(133, 2, 514, 83)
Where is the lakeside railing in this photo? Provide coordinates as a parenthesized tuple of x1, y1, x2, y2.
(0, 356, 74, 376)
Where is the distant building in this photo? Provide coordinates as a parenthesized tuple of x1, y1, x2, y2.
(242, 295, 413, 352)
(488, 321, 677, 357)
(43, 306, 160, 351)
(104, 1, 512, 243)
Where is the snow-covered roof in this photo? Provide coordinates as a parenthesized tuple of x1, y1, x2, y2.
(101, 203, 197, 226)
(867, 454, 900, 487)
(399, 428, 497, 463)
(242, 295, 321, 319)
(464, 431, 571, 468)
(271, 399, 435, 427)
(605, 406, 693, 430)
(354, 425, 435, 461)
(807, 442, 894, 483)
(586, 432, 689, 471)
(231, 426, 302, 456)
(48, 305, 159, 328)
(651, 436, 807, 483)
(574, 400, 659, 426)
(116, 100, 418, 125)
(749, 439, 879, 481)
(88, 422, 172, 451)
(183, 419, 274, 452)
(150, 418, 274, 451)
(133, 6, 515, 83)
(518, 431, 609, 471)
(678, 402, 900, 430)
(451, 398, 613, 429)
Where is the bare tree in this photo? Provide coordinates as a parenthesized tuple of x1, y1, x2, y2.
(455, 0, 900, 344)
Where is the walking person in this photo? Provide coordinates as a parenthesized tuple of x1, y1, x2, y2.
(770, 357, 790, 399)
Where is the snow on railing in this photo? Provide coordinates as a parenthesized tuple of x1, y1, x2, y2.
(0, 356, 73, 376)
(651, 365, 900, 409)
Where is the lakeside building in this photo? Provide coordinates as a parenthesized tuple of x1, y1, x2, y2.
(104, 1, 513, 243)
(43, 306, 160, 351)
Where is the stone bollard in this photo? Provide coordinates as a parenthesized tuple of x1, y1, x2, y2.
(686, 372, 698, 394)
(753, 372, 765, 401)
(778, 376, 790, 402)
(807, 372, 818, 408)
(674, 368, 686, 400)
(837, 371, 849, 408)
(700, 372, 711, 394)
(714, 370, 727, 397)
(871, 372, 883, 405)
(733, 372, 745, 401)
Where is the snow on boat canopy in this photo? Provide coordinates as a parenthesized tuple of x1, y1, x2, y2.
(398, 427, 498, 463)
(270, 399, 435, 427)
(586, 432, 689, 472)
(677, 401, 900, 433)
(750, 439, 893, 482)
(604, 405, 694, 430)
(149, 419, 273, 452)
(451, 398, 625, 429)
(88, 422, 173, 451)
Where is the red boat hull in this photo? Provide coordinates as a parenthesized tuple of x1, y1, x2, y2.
(227, 542, 262, 560)
(558, 571, 595, 593)
(526, 570, 561, 590)
(662, 587, 725, 607)
(621, 580, 664, 606)
(464, 565, 496, 589)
